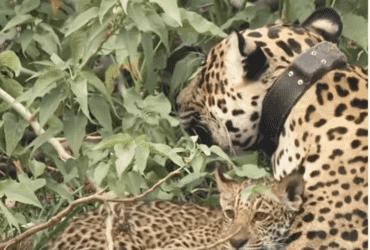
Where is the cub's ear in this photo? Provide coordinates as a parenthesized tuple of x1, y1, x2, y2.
(215, 167, 237, 194)
(301, 7, 343, 43)
(277, 171, 305, 211)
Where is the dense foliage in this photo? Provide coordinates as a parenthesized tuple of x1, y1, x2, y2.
(0, 0, 367, 248)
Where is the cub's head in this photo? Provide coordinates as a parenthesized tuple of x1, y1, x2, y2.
(216, 168, 305, 249)
(177, 8, 342, 154)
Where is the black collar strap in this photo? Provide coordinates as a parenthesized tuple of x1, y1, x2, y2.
(260, 41, 348, 153)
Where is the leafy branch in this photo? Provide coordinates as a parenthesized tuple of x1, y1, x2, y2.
(0, 168, 181, 250)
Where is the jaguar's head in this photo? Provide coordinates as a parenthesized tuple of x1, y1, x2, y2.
(177, 8, 342, 154)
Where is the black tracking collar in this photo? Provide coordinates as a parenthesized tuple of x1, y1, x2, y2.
(259, 41, 348, 154)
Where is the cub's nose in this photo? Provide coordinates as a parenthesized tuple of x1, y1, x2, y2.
(230, 239, 248, 249)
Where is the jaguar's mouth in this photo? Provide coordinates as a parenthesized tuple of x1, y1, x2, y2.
(179, 109, 213, 146)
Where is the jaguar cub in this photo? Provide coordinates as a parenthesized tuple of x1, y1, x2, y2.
(47, 169, 304, 250)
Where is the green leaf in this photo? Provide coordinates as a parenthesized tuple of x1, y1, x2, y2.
(118, 27, 141, 62)
(198, 144, 211, 156)
(99, 0, 116, 23)
(63, 159, 80, 183)
(164, 8, 227, 38)
(18, 173, 46, 192)
(63, 110, 87, 156)
(105, 64, 120, 94)
(150, 0, 182, 26)
(94, 133, 134, 150)
(118, 171, 148, 196)
(50, 53, 67, 70)
(210, 145, 233, 164)
(234, 164, 270, 179)
(26, 122, 62, 153)
(143, 93, 171, 117)
(123, 88, 144, 115)
(191, 154, 205, 173)
(285, 0, 315, 23)
(29, 69, 66, 105)
(177, 172, 207, 187)
(0, 202, 20, 232)
(115, 143, 136, 176)
(33, 23, 61, 55)
(89, 95, 112, 133)
(39, 84, 68, 127)
(0, 51, 21, 77)
(64, 7, 99, 37)
(241, 184, 272, 201)
(80, 16, 115, 67)
(0, 14, 34, 35)
(16, 0, 40, 14)
(70, 30, 88, 66)
(149, 143, 185, 167)
(81, 71, 111, 101)
(94, 161, 110, 186)
(120, 0, 129, 14)
(45, 178, 73, 202)
(170, 53, 200, 97)
(29, 159, 46, 178)
(220, 5, 273, 30)
(0, 75, 24, 100)
(141, 32, 156, 93)
(18, 29, 34, 54)
(134, 141, 150, 174)
(0, 179, 42, 208)
(128, 2, 169, 50)
(70, 76, 90, 120)
(3, 112, 29, 156)
(342, 14, 368, 53)
(115, 31, 129, 65)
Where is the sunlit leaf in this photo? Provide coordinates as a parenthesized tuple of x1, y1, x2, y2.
(0, 51, 21, 77)
(0, 179, 42, 208)
(115, 143, 136, 176)
(63, 7, 99, 37)
(3, 112, 29, 156)
(63, 109, 87, 156)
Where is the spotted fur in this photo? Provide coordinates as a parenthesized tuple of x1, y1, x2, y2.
(177, 7, 368, 250)
(47, 170, 303, 250)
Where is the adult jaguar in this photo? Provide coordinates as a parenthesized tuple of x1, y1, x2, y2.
(177, 7, 368, 250)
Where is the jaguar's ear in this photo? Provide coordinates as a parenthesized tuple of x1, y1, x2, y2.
(225, 31, 268, 81)
(215, 167, 237, 194)
(224, 31, 248, 81)
(301, 7, 343, 43)
(276, 171, 305, 211)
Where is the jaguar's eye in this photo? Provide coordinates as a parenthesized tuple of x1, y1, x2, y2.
(253, 212, 269, 221)
(224, 209, 235, 219)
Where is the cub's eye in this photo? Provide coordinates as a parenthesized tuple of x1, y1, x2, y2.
(224, 209, 235, 219)
(253, 212, 269, 221)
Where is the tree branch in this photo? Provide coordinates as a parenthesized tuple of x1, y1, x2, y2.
(0, 169, 181, 249)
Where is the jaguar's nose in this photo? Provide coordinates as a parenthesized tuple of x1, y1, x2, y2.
(185, 113, 213, 147)
(230, 239, 248, 249)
